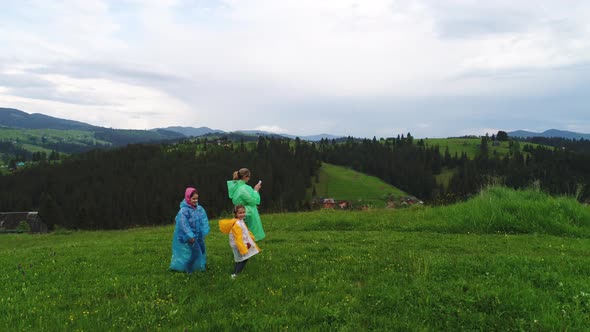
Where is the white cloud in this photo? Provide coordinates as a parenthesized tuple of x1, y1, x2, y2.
(254, 125, 288, 133)
(1, 0, 590, 137)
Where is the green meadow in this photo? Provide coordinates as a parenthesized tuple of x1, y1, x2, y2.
(2, 187, 590, 331)
(311, 163, 406, 207)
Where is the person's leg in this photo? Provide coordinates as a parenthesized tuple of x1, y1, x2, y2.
(233, 259, 249, 275)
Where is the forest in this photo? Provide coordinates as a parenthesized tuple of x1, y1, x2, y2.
(1, 133, 589, 230)
(0, 137, 319, 229)
(318, 134, 590, 204)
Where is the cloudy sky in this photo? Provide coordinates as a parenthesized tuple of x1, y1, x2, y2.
(1, 0, 589, 138)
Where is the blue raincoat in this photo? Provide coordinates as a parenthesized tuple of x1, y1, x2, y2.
(169, 197, 210, 273)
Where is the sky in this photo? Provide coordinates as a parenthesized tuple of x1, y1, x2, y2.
(1, 0, 590, 138)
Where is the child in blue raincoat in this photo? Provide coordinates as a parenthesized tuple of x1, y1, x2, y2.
(169, 187, 210, 273)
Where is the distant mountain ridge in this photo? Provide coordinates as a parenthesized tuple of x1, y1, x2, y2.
(508, 129, 590, 140)
(0, 107, 344, 142)
(0, 108, 185, 154)
(159, 128, 343, 141)
(0, 107, 100, 131)
(162, 126, 225, 137)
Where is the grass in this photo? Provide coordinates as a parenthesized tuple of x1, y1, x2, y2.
(1, 186, 589, 331)
(310, 163, 406, 207)
(435, 167, 455, 189)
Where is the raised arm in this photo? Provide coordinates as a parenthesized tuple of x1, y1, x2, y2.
(236, 185, 260, 206)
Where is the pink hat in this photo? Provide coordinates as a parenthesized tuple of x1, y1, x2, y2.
(184, 187, 198, 206)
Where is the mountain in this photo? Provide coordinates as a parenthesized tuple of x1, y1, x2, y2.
(1, 107, 342, 144)
(0, 108, 185, 158)
(283, 133, 343, 141)
(508, 129, 590, 140)
(161, 126, 224, 137)
(163, 127, 344, 141)
(0, 107, 100, 130)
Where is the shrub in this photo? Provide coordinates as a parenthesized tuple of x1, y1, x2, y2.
(16, 220, 31, 233)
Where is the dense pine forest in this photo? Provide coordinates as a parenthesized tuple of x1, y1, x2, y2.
(514, 136, 590, 154)
(318, 133, 590, 204)
(319, 135, 441, 200)
(0, 137, 320, 229)
(1, 132, 589, 230)
(445, 137, 590, 202)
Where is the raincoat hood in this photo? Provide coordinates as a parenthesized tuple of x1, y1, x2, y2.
(179, 200, 196, 210)
(184, 187, 198, 206)
(219, 218, 238, 234)
(227, 180, 244, 199)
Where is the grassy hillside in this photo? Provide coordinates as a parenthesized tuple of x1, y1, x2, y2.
(2, 186, 589, 330)
(0, 128, 112, 165)
(0, 127, 184, 167)
(311, 162, 407, 207)
(0, 128, 111, 147)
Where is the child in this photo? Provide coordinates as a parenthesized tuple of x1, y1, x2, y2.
(219, 205, 260, 278)
(170, 187, 210, 273)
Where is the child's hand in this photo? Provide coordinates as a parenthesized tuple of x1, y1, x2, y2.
(188, 238, 195, 244)
(246, 243, 251, 249)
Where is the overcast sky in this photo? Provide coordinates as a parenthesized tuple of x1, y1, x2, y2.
(1, 0, 589, 138)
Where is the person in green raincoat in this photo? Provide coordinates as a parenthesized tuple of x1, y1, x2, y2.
(227, 168, 265, 241)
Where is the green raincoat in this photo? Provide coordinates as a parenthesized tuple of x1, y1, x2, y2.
(227, 180, 266, 241)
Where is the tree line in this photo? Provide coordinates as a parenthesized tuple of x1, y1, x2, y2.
(1, 132, 589, 230)
(318, 134, 442, 200)
(317, 133, 590, 204)
(0, 137, 320, 230)
(445, 136, 590, 203)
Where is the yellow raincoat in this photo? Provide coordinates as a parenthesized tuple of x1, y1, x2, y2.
(219, 218, 260, 262)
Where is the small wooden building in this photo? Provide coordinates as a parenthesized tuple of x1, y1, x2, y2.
(0, 212, 48, 233)
(322, 198, 336, 209)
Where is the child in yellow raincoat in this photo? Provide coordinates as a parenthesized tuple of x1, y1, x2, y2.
(219, 205, 260, 278)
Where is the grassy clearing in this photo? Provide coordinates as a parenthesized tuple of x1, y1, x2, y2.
(310, 163, 406, 207)
(435, 167, 455, 189)
(1, 186, 589, 331)
(423, 138, 506, 159)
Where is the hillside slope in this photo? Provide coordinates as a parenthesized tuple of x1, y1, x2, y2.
(0, 108, 185, 162)
(311, 162, 407, 206)
(1, 186, 589, 330)
(0, 107, 99, 130)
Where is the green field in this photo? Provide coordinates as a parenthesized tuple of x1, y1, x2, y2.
(311, 163, 406, 207)
(2, 186, 589, 330)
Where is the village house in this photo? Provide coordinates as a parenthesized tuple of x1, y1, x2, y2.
(0, 212, 48, 233)
(322, 198, 335, 209)
(338, 200, 350, 209)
